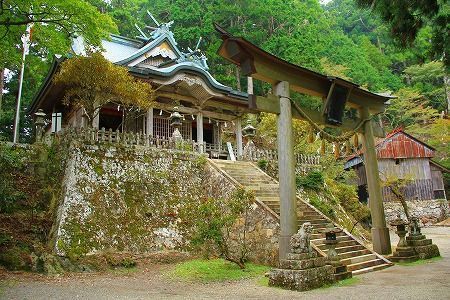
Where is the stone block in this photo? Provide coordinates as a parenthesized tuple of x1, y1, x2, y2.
(279, 257, 327, 269)
(413, 244, 440, 259)
(406, 234, 426, 241)
(286, 252, 317, 260)
(407, 239, 432, 247)
(269, 265, 335, 291)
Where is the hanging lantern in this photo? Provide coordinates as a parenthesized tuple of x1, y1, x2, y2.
(353, 133, 359, 148)
(307, 126, 314, 143)
(169, 111, 183, 128)
(242, 120, 256, 138)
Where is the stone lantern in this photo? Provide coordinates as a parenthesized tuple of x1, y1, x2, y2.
(34, 109, 46, 143)
(389, 214, 418, 262)
(321, 225, 352, 280)
(242, 120, 256, 160)
(169, 109, 183, 141)
(242, 120, 256, 139)
(390, 215, 409, 248)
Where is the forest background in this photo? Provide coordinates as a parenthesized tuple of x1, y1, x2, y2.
(0, 0, 448, 174)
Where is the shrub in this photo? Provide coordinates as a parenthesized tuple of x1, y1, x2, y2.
(296, 171, 324, 191)
(257, 159, 268, 171)
(183, 188, 255, 269)
(309, 196, 335, 219)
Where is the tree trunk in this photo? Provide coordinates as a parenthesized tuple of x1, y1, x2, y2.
(444, 74, 450, 115)
(0, 68, 4, 113)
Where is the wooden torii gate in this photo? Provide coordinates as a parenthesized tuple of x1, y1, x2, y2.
(215, 24, 393, 259)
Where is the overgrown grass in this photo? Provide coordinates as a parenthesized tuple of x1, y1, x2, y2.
(168, 259, 270, 282)
(396, 256, 442, 266)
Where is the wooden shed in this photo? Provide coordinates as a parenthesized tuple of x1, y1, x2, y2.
(345, 128, 448, 203)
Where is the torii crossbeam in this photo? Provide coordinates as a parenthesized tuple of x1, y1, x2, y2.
(214, 24, 392, 258)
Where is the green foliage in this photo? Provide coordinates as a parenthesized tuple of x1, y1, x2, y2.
(257, 159, 268, 171)
(0, 0, 116, 142)
(54, 52, 155, 127)
(185, 188, 255, 269)
(0, 0, 117, 68)
(309, 195, 335, 219)
(0, 246, 31, 271)
(355, 0, 449, 66)
(0, 144, 27, 213)
(296, 171, 324, 191)
(383, 88, 440, 129)
(168, 258, 269, 282)
(403, 61, 447, 111)
(331, 181, 370, 224)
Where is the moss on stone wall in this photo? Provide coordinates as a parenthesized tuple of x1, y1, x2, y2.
(56, 145, 208, 258)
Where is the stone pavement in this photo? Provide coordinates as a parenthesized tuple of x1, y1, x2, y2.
(1, 227, 449, 300)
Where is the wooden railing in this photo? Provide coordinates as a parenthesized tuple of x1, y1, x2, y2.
(241, 148, 320, 166)
(57, 127, 206, 153)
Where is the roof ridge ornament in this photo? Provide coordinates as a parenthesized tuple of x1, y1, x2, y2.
(177, 36, 209, 70)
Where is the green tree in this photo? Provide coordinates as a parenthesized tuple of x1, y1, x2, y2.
(54, 52, 154, 127)
(404, 61, 448, 112)
(355, 0, 449, 66)
(0, 0, 117, 141)
(383, 88, 440, 130)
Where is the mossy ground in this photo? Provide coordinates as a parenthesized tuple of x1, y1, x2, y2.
(167, 258, 269, 282)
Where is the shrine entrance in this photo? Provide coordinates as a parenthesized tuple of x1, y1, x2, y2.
(215, 24, 393, 258)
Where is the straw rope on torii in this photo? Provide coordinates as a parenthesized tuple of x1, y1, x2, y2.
(287, 96, 377, 157)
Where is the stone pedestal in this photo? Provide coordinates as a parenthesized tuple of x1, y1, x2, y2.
(269, 252, 335, 291)
(390, 246, 418, 263)
(406, 234, 440, 259)
(389, 216, 418, 263)
(323, 235, 351, 281)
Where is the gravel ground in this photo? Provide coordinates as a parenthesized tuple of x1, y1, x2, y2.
(1, 227, 449, 300)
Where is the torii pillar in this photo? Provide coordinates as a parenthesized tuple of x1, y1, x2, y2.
(360, 107, 391, 254)
(275, 81, 297, 259)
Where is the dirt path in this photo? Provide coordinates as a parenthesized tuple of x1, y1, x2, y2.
(1, 227, 449, 300)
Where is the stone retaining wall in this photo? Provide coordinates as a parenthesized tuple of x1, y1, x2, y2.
(205, 163, 280, 266)
(54, 144, 206, 257)
(384, 199, 449, 226)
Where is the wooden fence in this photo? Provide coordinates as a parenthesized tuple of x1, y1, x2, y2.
(55, 127, 206, 153)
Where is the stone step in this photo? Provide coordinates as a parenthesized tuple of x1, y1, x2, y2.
(352, 263, 391, 275)
(213, 160, 392, 276)
(311, 235, 352, 243)
(255, 192, 280, 197)
(340, 254, 377, 266)
(300, 211, 323, 217)
(315, 240, 359, 250)
(310, 232, 346, 240)
(323, 244, 366, 254)
(298, 219, 330, 225)
(347, 259, 386, 272)
(245, 184, 279, 190)
(337, 249, 372, 260)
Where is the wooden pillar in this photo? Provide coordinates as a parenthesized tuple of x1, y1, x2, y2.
(197, 111, 204, 153)
(236, 118, 243, 158)
(275, 81, 297, 260)
(146, 108, 153, 136)
(360, 107, 391, 255)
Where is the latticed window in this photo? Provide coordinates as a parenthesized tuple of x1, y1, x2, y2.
(153, 117, 192, 140)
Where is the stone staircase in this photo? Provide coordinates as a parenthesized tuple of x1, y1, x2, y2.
(211, 159, 392, 275)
